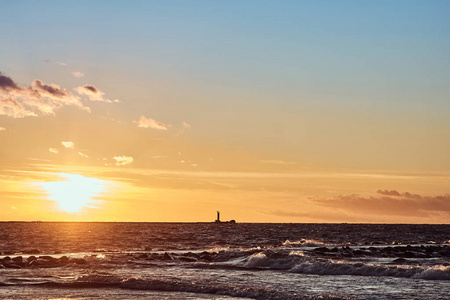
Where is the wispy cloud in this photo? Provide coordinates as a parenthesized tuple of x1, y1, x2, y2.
(137, 115, 167, 130)
(176, 121, 191, 135)
(74, 85, 117, 103)
(78, 152, 89, 158)
(61, 141, 74, 149)
(44, 60, 67, 67)
(376, 189, 421, 199)
(271, 209, 363, 223)
(0, 97, 38, 118)
(260, 160, 297, 165)
(49, 148, 59, 154)
(0, 127, 6, 131)
(113, 155, 133, 166)
(315, 190, 450, 218)
(1, 73, 89, 118)
(72, 71, 85, 78)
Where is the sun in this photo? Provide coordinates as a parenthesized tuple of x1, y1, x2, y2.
(39, 173, 107, 213)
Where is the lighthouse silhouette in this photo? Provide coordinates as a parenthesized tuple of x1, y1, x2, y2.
(215, 211, 236, 223)
(215, 211, 221, 223)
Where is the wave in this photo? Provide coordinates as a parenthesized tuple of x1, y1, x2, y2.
(292, 260, 450, 280)
(37, 272, 350, 300)
(241, 251, 450, 280)
(3, 245, 448, 281)
(282, 239, 332, 248)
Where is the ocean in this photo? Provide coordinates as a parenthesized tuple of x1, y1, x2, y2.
(0, 222, 448, 299)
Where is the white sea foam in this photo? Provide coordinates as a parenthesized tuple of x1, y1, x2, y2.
(239, 251, 450, 280)
(412, 265, 450, 280)
(282, 239, 331, 248)
(289, 260, 450, 280)
(244, 252, 299, 270)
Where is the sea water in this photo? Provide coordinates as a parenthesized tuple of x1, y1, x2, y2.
(0, 222, 448, 299)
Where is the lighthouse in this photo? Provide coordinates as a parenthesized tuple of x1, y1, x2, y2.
(214, 211, 236, 223)
(215, 211, 221, 223)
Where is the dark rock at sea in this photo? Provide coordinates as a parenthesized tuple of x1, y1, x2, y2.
(178, 256, 197, 262)
(266, 251, 289, 259)
(59, 256, 70, 263)
(402, 251, 416, 258)
(12, 256, 23, 263)
(27, 256, 37, 262)
(2, 262, 22, 269)
(1, 257, 23, 268)
(199, 251, 213, 261)
(313, 247, 329, 253)
(163, 253, 173, 260)
(391, 258, 409, 264)
(71, 258, 87, 265)
(39, 255, 54, 260)
(22, 249, 40, 255)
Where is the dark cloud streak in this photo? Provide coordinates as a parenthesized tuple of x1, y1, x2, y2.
(315, 190, 450, 218)
(0, 74, 21, 92)
(84, 85, 98, 93)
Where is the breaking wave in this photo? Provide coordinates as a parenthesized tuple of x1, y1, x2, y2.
(241, 251, 450, 280)
(282, 239, 332, 248)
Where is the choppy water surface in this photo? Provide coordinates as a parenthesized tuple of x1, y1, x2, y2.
(0, 223, 449, 299)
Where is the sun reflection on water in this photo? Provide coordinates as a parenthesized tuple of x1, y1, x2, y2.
(38, 173, 109, 213)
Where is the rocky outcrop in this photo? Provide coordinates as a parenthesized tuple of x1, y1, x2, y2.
(0, 255, 88, 268)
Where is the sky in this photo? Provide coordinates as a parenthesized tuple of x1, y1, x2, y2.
(0, 0, 449, 223)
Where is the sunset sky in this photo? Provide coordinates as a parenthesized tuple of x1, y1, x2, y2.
(1, 1, 449, 223)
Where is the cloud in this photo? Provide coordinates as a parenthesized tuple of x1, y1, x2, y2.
(58, 62, 67, 67)
(31, 80, 80, 105)
(113, 155, 133, 166)
(137, 115, 167, 130)
(377, 189, 421, 199)
(0, 74, 21, 91)
(78, 152, 89, 158)
(0, 127, 6, 131)
(0, 97, 37, 118)
(74, 85, 116, 103)
(260, 160, 297, 165)
(49, 148, 59, 154)
(0, 73, 90, 118)
(72, 71, 85, 78)
(176, 121, 191, 136)
(61, 141, 74, 149)
(376, 189, 402, 196)
(315, 190, 450, 218)
(271, 209, 363, 223)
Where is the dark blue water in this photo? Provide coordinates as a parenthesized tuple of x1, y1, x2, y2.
(0, 223, 449, 299)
